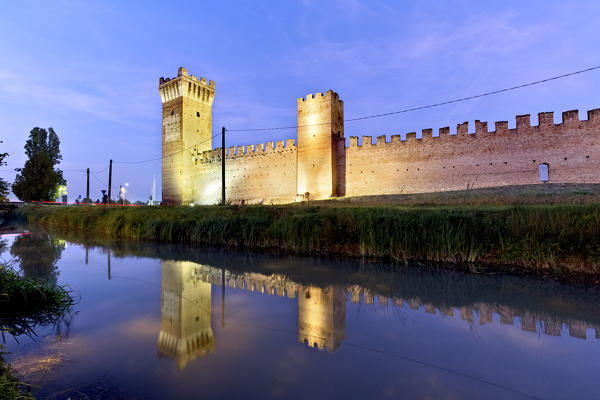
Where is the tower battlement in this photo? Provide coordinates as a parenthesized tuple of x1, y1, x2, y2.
(297, 89, 341, 105)
(159, 66, 215, 104)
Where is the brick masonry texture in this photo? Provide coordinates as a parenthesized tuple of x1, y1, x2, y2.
(160, 68, 600, 205)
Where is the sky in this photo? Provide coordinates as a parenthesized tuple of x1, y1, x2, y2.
(1, 0, 599, 202)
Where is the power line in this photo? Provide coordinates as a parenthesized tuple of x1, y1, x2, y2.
(91, 165, 109, 174)
(53, 64, 600, 168)
(226, 64, 600, 132)
(90, 171, 107, 187)
(221, 319, 545, 400)
(113, 131, 221, 165)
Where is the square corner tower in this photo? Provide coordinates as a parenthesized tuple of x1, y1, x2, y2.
(297, 90, 344, 200)
(159, 67, 215, 205)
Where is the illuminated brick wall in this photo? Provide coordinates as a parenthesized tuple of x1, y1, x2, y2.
(160, 68, 600, 205)
(190, 140, 298, 205)
(344, 109, 600, 196)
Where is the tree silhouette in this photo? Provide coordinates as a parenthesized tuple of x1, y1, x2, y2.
(12, 127, 65, 201)
(0, 141, 9, 202)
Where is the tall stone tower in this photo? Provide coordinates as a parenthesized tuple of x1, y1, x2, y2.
(297, 90, 345, 200)
(159, 67, 215, 205)
(298, 285, 346, 351)
(157, 261, 214, 369)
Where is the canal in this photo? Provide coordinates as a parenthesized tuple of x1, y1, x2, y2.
(1, 228, 599, 399)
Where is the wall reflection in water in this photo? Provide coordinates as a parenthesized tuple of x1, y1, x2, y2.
(156, 258, 600, 369)
(157, 261, 214, 370)
(157, 261, 349, 368)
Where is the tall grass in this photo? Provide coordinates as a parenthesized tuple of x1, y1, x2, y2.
(19, 204, 600, 275)
(0, 261, 73, 399)
(0, 262, 73, 338)
(0, 350, 34, 400)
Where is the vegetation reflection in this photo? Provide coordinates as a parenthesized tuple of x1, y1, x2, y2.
(10, 232, 65, 287)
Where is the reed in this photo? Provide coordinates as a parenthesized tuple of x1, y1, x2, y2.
(0, 262, 73, 338)
(0, 261, 73, 399)
(19, 204, 600, 276)
(0, 351, 34, 400)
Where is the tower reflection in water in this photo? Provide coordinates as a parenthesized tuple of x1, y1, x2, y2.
(157, 261, 347, 368)
(298, 285, 346, 351)
(157, 261, 215, 369)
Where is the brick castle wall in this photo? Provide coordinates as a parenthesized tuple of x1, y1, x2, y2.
(190, 140, 298, 204)
(160, 68, 600, 205)
(185, 107, 600, 204)
(345, 109, 600, 196)
(346, 110, 600, 196)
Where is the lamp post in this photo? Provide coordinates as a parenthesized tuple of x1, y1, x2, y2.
(120, 183, 129, 205)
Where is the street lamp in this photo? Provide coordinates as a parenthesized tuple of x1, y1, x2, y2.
(119, 183, 129, 205)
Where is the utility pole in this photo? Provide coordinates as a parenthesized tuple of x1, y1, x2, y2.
(108, 160, 112, 204)
(221, 126, 226, 205)
(86, 168, 90, 201)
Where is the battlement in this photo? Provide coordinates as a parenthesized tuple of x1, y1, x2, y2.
(348, 107, 600, 149)
(195, 138, 297, 164)
(159, 66, 215, 104)
(299, 336, 332, 351)
(297, 89, 342, 105)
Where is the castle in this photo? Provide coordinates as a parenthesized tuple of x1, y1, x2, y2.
(160, 67, 600, 205)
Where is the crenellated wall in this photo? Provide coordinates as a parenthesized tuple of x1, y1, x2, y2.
(345, 109, 600, 196)
(189, 139, 298, 205)
(160, 68, 600, 204)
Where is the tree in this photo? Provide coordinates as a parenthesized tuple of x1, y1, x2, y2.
(0, 141, 8, 202)
(12, 127, 66, 202)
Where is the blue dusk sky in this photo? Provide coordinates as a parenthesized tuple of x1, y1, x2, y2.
(1, 0, 599, 201)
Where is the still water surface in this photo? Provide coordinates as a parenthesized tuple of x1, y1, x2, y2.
(1, 229, 600, 399)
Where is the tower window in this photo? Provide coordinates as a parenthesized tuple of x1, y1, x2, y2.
(170, 109, 174, 116)
(197, 111, 200, 117)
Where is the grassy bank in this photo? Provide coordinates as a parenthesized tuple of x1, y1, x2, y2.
(0, 262, 73, 399)
(19, 203, 600, 277)
(317, 183, 600, 207)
